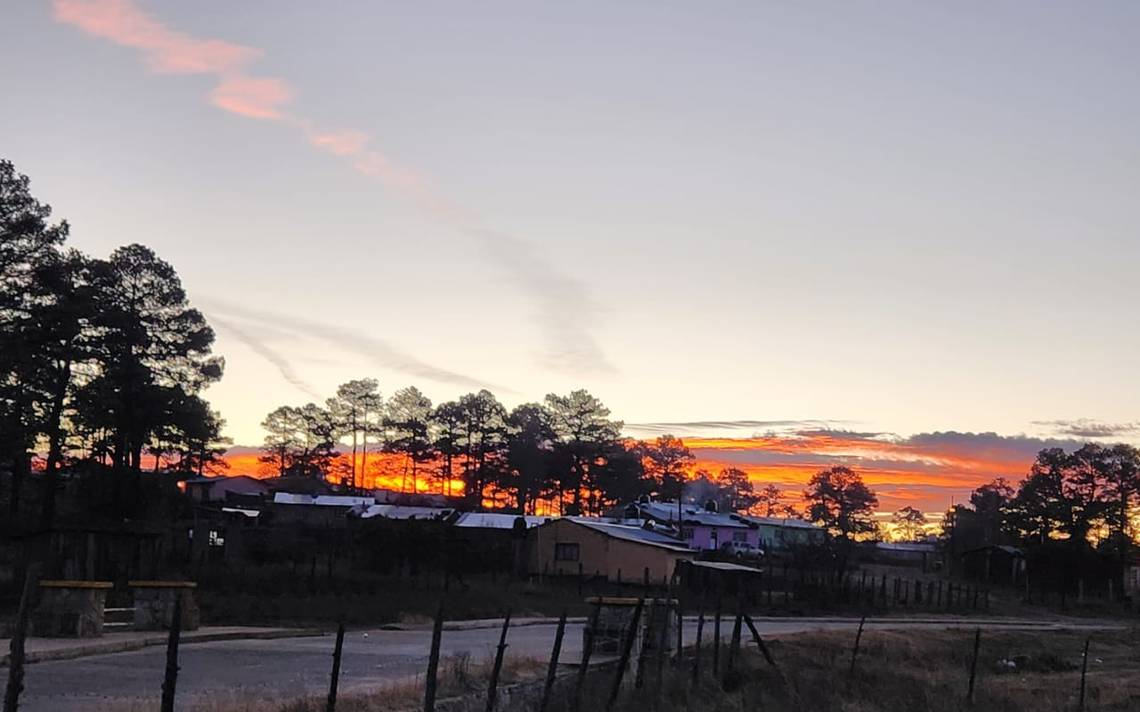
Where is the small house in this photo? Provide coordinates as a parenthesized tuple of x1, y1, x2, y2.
(527, 518, 696, 583)
(626, 500, 760, 553)
(734, 515, 826, 552)
(961, 544, 1025, 585)
(183, 475, 268, 503)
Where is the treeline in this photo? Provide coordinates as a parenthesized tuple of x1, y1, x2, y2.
(260, 384, 765, 515)
(945, 443, 1140, 595)
(0, 159, 226, 526)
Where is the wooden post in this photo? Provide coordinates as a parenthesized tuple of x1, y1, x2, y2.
(674, 599, 683, 667)
(538, 611, 567, 712)
(742, 614, 779, 670)
(966, 628, 981, 704)
(848, 615, 866, 681)
(423, 601, 445, 712)
(879, 574, 887, 605)
(725, 608, 743, 681)
(571, 601, 602, 712)
(605, 599, 644, 711)
(3, 563, 40, 712)
(914, 579, 922, 605)
(1078, 636, 1090, 712)
(937, 581, 943, 607)
(653, 600, 671, 694)
(712, 597, 722, 675)
(578, 563, 584, 597)
(634, 602, 654, 690)
(160, 592, 183, 712)
(691, 607, 705, 684)
(485, 611, 512, 712)
(326, 619, 346, 712)
(643, 567, 650, 587)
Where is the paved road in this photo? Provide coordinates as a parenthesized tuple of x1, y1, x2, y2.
(19, 616, 1119, 711)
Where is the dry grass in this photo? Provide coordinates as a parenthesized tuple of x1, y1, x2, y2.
(572, 627, 1140, 712)
(96, 654, 545, 712)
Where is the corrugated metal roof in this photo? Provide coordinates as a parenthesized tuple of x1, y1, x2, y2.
(566, 518, 695, 552)
(453, 512, 550, 529)
(353, 504, 453, 520)
(636, 501, 751, 529)
(737, 515, 822, 530)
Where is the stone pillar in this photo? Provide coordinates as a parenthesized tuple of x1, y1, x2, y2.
(129, 581, 200, 631)
(32, 581, 113, 638)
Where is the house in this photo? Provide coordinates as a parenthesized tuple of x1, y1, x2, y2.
(871, 541, 939, 571)
(961, 545, 1025, 585)
(626, 500, 760, 552)
(182, 475, 268, 503)
(734, 515, 826, 552)
(527, 518, 696, 583)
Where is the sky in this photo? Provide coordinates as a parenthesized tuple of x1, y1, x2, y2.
(4, 1, 1139, 512)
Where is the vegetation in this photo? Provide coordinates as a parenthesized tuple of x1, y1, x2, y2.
(946, 443, 1140, 598)
(0, 159, 227, 528)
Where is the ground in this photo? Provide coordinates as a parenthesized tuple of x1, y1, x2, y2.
(11, 616, 1123, 711)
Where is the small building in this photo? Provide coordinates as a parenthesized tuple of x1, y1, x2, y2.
(626, 500, 760, 553)
(961, 544, 1025, 585)
(527, 518, 695, 583)
(735, 515, 826, 552)
(676, 559, 766, 596)
(183, 475, 268, 503)
(871, 541, 939, 571)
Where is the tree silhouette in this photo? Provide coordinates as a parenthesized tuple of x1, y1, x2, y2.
(803, 466, 878, 540)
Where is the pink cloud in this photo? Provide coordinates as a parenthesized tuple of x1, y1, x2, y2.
(53, 0, 290, 121)
(53, 0, 257, 75)
(210, 76, 292, 119)
(307, 129, 371, 157)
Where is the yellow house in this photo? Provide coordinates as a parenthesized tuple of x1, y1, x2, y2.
(527, 518, 696, 584)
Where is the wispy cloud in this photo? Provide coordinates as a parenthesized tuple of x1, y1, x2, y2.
(210, 316, 321, 399)
(53, 0, 289, 118)
(54, 0, 612, 375)
(1032, 419, 1140, 439)
(203, 299, 501, 392)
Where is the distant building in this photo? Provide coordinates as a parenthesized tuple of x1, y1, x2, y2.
(527, 518, 696, 583)
(452, 512, 551, 531)
(961, 544, 1025, 585)
(625, 500, 760, 553)
(734, 515, 826, 552)
(871, 541, 939, 571)
(182, 475, 268, 503)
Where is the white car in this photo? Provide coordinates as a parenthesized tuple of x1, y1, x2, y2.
(721, 541, 760, 557)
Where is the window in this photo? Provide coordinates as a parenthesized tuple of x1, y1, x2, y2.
(554, 543, 580, 562)
(732, 531, 748, 542)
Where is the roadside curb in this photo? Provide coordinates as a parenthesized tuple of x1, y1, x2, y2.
(0, 628, 325, 667)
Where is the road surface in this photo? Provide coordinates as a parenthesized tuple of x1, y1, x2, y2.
(18, 616, 1118, 711)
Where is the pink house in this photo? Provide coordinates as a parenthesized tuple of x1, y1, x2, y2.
(626, 500, 761, 553)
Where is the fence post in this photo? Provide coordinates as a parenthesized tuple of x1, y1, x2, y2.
(423, 601, 445, 712)
(326, 619, 346, 712)
(742, 614, 779, 670)
(674, 597, 683, 667)
(1078, 636, 1090, 712)
(572, 601, 602, 712)
(538, 611, 567, 712)
(879, 574, 887, 606)
(160, 592, 183, 712)
(3, 563, 40, 712)
(691, 607, 705, 684)
(937, 581, 943, 607)
(605, 599, 644, 711)
(712, 597, 722, 675)
(634, 602, 654, 690)
(724, 607, 743, 683)
(485, 611, 512, 712)
(848, 615, 866, 683)
(966, 628, 981, 704)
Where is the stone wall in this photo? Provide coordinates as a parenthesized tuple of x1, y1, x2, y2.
(131, 585, 201, 631)
(32, 583, 110, 638)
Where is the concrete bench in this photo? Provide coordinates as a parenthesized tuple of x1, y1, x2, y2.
(128, 581, 201, 631)
(32, 580, 113, 638)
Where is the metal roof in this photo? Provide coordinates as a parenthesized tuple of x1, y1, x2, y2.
(453, 512, 551, 529)
(565, 518, 695, 553)
(736, 515, 822, 530)
(635, 501, 752, 529)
